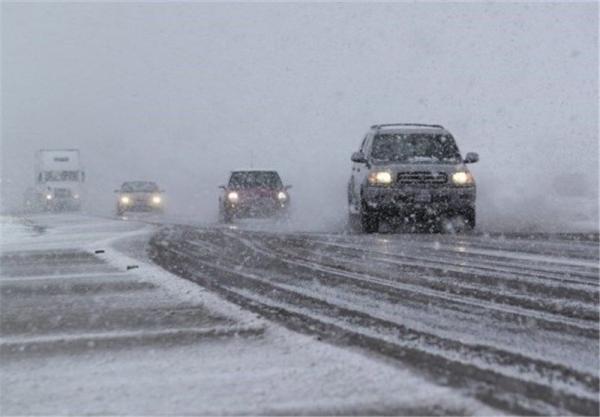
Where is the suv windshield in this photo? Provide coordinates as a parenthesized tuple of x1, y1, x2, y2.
(121, 182, 159, 192)
(371, 133, 461, 163)
(229, 171, 282, 189)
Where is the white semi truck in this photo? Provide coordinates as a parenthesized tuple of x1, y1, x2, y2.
(24, 149, 85, 211)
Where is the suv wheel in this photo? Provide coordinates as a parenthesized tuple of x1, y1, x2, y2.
(222, 209, 233, 223)
(464, 207, 476, 230)
(347, 212, 360, 233)
(439, 208, 475, 233)
(360, 203, 379, 233)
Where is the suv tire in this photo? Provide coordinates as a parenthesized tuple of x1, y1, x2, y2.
(360, 203, 379, 233)
(223, 209, 233, 223)
(464, 207, 476, 230)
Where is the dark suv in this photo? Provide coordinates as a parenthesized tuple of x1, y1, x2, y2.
(348, 123, 479, 233)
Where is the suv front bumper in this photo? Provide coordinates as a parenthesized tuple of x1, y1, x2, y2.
(363, 185, 475, 214)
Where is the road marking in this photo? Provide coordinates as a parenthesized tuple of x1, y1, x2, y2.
(0, 271, 129, 284)
(0, 325, 265, 348)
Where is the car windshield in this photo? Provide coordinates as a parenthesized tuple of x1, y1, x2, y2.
(371, 133, 461, 163)
(229, 171, 282, 189)
(121, 182, 159, 192)
(44, 171, 79, 181)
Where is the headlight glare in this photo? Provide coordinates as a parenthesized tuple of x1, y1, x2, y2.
(277, 191, 287, 201)
(227, 191, 239, 203)
(120, 196, 130, 204)
(452, 171, 473, 185)
(368, 171, 393, 185)
(46, 194, 53, 200)
(152, 195, 162, 204)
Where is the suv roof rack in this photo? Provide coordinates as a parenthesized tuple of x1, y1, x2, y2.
(371, 123, 444, 130)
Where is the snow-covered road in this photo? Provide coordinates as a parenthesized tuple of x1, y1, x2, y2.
(0, 214, 495, 415)
(150, 222, 599, 415)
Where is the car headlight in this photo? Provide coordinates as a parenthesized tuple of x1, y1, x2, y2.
(120, 196, 130, 204)
(277, 191, 287, 201)
(452, 171, 474, 186)
(46, 194, 53, 200)
(227, 191, 239, 203)
(368, 171, 393, 185)
(152, 195, 162, 204)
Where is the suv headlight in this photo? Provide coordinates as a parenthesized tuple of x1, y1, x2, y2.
(152, 195, 162, 204)
(277, 191, 287, 201)
(452, 171, 474, 186)
(120, 195, 130, 204)
(227, 191, 239, 203)
(368, 171, 393, 185)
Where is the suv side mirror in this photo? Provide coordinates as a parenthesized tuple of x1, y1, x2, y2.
(284, 185, 292, 190)
(114, 189, 120, 193)
(464, 152, 479, 164)
(351, 152, 367, 163)
(218, 185, 226, 190)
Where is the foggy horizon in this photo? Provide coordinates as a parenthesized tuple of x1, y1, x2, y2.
(2, 2, 598, 232)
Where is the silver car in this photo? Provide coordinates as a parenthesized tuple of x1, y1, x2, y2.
(115, 181, 165, 215)
(348, 123, 479, 233)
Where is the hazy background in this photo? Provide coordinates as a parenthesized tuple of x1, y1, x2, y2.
(2, 2, 598, 232)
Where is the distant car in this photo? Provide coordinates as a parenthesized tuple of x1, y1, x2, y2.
(115, 181, 164, 215)
(348, 123, 479, 233)
(219, 170, 291, 222)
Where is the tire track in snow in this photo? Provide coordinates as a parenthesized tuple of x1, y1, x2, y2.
(149, 225, 600, 416)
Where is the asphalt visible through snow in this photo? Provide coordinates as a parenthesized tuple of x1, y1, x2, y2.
(1, 214, 500, 415)
(149, 223, 600, 415)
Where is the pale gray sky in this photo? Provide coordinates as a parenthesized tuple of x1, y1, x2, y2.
(2, 2, 598, 230)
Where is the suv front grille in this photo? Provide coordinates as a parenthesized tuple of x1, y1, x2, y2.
(397, 172, 448, 185)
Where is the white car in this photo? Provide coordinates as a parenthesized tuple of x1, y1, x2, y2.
(115, 181, 165, 215)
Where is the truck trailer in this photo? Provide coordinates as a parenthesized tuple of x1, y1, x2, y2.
(24, 149, 85, 212)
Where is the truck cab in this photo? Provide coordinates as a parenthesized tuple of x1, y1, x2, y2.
(32, 149, 85, 211)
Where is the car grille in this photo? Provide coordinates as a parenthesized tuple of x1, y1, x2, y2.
(54, 188, 72, 198)
(397, 172, 448, 184)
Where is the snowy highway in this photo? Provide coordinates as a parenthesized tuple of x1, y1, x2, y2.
(149, 221, 600, 415)
(0, 213, 598, 415)
(0, 214, 497, 415)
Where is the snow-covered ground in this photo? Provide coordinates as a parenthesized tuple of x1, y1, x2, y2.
(0, 213, 495, 415)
